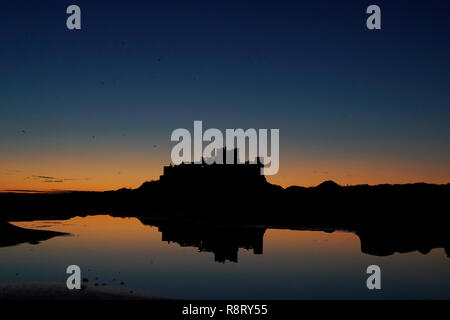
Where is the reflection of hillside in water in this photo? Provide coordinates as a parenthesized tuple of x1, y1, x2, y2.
(139, 218, 450, 263)
(357, 228, 450, 258)
(0, 222, 67, 247)
(139, 218, 265, 263)
(2, 216, 449, 263)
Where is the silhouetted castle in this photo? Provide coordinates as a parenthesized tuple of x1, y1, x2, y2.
(159, 148, 267, 189)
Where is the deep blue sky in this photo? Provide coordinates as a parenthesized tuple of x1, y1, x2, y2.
(0, 0, 449, 189)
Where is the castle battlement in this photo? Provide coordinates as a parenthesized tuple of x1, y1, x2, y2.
(159, 148, 265, 187)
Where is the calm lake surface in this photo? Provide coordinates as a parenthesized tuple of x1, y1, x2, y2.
(1, 215, 450, 299)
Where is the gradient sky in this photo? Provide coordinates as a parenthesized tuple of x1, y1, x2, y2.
(1, 0, 449, 191)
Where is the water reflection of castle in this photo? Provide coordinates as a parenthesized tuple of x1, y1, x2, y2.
(140, 218, 265, 263)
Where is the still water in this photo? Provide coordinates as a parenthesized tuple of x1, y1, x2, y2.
(1, 215, 450, 299)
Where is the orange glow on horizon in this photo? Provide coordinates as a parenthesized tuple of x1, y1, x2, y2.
(1, 152, 449, 192)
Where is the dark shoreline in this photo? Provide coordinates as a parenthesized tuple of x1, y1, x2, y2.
(0, 222, 68, 248)
(0, 282, 165, 300)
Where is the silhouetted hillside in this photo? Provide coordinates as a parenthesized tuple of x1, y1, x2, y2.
(316, 180, 341, 190)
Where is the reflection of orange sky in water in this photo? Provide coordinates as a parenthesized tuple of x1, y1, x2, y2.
(1, 151, 449, 192)
(14, 216, 163, 250)
(11, 215, 450, 270)
(7, 215, 450, 299)
(12, 215, 360, 254)
(265, 228, 359, 251)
